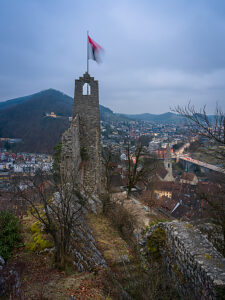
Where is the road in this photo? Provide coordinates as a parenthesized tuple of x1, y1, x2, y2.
(179, 155, 225, 174)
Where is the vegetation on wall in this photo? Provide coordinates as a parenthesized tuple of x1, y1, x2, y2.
(52, 142, 62, 182)
(80, 146, 88, 161)
(146, 227, 166, 259)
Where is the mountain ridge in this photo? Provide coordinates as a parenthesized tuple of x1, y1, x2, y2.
(0, 90, 183, 119)
(0, 89, 187, 153)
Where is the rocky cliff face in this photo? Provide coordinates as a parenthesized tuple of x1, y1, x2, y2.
(70, 212, 107, 271)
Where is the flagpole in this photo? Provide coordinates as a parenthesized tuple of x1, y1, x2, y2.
(87, 30, 89, 94)
(87, 30, 89, 74)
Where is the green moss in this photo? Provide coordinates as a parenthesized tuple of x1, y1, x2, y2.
(146, 227, 166, 259)
(185, 223, 193, 229)
(30, 221, 41, 233)
(26, 221, 53, 252)
(144, 226, 150, 233)
(149, 219, 168, 227)
(204, 253, 212, 260)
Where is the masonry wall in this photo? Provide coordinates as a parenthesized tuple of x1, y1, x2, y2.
(61, 115, 81, 183)
(140, 221, 225, 299)
(61, 72, 102, 195)
(73, 72, 102, 193)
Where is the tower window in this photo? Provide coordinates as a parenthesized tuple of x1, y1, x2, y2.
(83, 83, 91, 95)
(168, 163, 170, 168)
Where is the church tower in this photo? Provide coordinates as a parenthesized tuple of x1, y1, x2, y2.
(164, 145, 174, 181)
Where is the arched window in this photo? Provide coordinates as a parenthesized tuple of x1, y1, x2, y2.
(83, 83, 91, 95)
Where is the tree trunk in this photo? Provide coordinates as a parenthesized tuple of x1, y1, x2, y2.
(54, 243, 66, 269)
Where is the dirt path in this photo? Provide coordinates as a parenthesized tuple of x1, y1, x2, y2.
(111, 192, 167, 232)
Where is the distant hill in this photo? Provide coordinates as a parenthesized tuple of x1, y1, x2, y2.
(0, 89, 190, 153)
(0, 89, 74, 153)
(120, 112, 187, 124)
(0, 89, 125, 153)
(0, 94, 33, 111)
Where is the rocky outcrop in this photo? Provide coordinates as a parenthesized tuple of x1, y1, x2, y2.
(0, 256, 22, 298)
(0, 256, 5, 297)
(51, 190, 106, 272)
(140, 221, 225, 300)
(71, 214, 107, 271)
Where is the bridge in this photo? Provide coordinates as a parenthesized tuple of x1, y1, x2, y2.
(179, 155, 225, 174)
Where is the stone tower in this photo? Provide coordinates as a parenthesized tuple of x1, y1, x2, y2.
(61, 72, 102, 194)
(164, 145, 174, 181)
(74, 72, 101, 193)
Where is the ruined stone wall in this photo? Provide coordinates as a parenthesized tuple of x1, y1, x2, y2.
(140, 221, 225, 299)
(60, 115, 81, 184)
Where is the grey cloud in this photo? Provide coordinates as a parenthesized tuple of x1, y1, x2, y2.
(0, 0, 225, 113)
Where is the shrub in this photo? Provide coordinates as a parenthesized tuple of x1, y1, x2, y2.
(0, 210, 21, 260)
(107, 202, 137, 242)
(146, 227, 166, 259)
(26, 221, 53, 252)
(101, 193, 112, 215)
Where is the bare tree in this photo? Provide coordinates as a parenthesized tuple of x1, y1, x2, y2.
(14, 170, 84, 269)
(101, 146, 121, 213)
(124, 141, 157, 197)
(174, 103, 225, 253)
(102, 147, 114, 194)
(174, 102, 225, 167)
(198, 179, 225, 255)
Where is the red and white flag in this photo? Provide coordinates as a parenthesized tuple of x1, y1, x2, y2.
(88, 35, 104, 63)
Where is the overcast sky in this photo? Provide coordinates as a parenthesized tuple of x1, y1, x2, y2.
(0, 0, 225, 114)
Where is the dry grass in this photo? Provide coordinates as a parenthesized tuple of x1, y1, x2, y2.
(87, 202, 179, 300)
(111, 192, 167, 230)
(87, 213, 131, 265)
(7, 198, 175, 300)
(8, 213, 109, 300)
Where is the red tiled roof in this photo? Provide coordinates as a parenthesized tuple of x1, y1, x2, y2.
(181, 172, 195, 181)
(154, 181, 180, 192)
(160, 196, 177, 211)
(157, 167, 168, 179)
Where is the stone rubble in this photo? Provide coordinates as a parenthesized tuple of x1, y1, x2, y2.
(0, 256, 22, 298)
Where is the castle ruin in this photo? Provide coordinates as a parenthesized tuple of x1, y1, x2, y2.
(61, 72, 102, 194)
